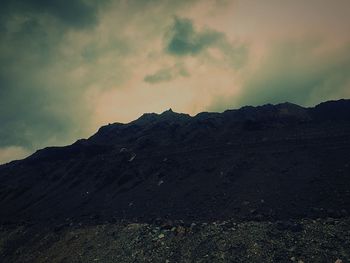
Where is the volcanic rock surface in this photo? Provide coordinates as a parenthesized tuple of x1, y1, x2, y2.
(1, 99, 350, 224)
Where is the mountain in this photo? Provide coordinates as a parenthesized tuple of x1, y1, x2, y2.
(0, 99, 350, 225)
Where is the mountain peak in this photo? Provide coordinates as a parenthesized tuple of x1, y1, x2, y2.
(160, 108, 175, 116)
(158, 108, 191, 121)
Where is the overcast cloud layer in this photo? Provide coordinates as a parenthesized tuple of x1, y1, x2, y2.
(1, 0, 350, 163)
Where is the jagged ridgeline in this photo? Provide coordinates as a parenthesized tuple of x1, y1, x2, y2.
(0, 100, 350, 224)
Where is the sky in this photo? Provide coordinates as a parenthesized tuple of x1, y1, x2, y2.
(1, 0, 350, 164)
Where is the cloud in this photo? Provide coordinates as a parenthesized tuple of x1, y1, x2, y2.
(165, 16, 224, 56)
(0, 0, 109, 152)
(144, 63, 190, 84)
(164, 17, 247, 68)
(0, 0, 108, 30)
(209, 40, 350, 111)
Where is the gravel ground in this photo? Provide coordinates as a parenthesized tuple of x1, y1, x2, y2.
(0, 217, 349, 263)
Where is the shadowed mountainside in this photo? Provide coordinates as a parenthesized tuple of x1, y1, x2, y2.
(0, 99, 350, 225)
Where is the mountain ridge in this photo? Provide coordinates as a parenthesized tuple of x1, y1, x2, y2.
(0, 99, 349, 225)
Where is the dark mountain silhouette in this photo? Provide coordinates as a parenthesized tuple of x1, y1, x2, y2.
(0, 99, 350, 225)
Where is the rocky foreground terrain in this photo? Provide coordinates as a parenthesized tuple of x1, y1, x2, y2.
(0, 218, 349, 262)
(0, 99, 350, 262)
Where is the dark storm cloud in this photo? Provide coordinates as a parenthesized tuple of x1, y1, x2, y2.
(165, 17, 224, 56)
(0, 61, 85, 149)
(0, 0, 106, 152)
(0, 0, 107, 29)
(164, 17, 248, 69)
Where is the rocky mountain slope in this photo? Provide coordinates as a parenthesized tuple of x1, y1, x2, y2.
(0, 99, 350, 225)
